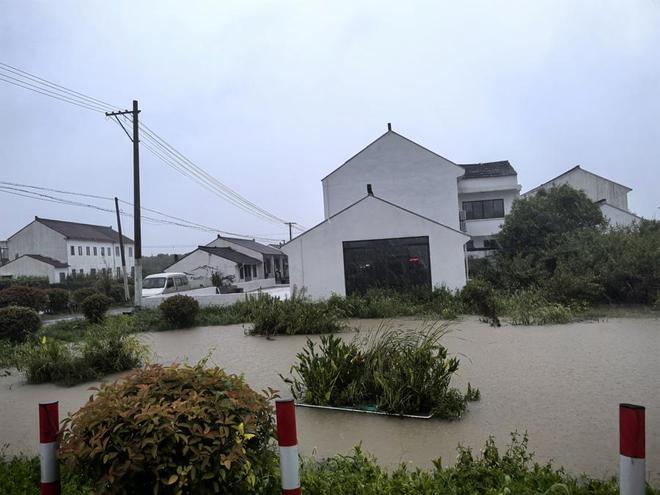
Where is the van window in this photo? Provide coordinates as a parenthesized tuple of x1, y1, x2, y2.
(166, 278, 175, 288)
(143, 277, 166, 289)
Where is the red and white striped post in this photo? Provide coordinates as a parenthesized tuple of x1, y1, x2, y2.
(620, 403, 645, 495)
(275, 398, 301, 495)
(39, 401, 60, 495)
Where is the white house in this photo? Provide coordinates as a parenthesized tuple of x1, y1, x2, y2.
(165, 245, 262, 286)
(206, 236, 288, 282)
(0, 254, 69, 284)
(457, 160, 520, 257)
(524, 165, 641, 226)
(165, 236, 288, 290)
(283, 125, 518, 298)
(0, 217, 134, 283)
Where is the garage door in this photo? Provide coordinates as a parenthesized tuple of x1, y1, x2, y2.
(342, 236, 431, 296)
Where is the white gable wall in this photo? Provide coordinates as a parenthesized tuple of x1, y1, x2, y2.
(282, 196, 468, 299)
(322, 132, 465, 229)
(600, 203, 640, 227)
(530, 168, 630, 209)
(166, 250, 240, 280)
(7, 221, 67, 262)
(0, 256, 65, 284)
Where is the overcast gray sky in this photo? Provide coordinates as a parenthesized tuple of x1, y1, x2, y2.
(2, 0, 659, 254)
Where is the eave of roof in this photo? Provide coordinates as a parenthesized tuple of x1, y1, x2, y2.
(320, 129, 463, 182)
(217, 236, 283, 255)
(525, 165, 632, 195)
(198, 246, 262, 264)
(281, 193, 470, 247)
(458, 160, 517, 179)
(33, 217, 134, 243)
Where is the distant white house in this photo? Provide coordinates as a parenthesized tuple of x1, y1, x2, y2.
(165, 236, 288, 290)
(0, 217, 134, 283)
(524, 165, 641, 226)
(282, 125, 520, 298)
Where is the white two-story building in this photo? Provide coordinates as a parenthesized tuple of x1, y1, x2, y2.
(0, 217, 134, 283)
(282, 125, 520, 299)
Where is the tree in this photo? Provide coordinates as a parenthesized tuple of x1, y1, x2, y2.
(497, 185, 605, 256)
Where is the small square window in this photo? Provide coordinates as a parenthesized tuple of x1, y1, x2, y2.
(115, 246, 120, 257)
(86, 246, 90, 256)
(101, 247, 105, 256)
(70, 246, 75, 256)
(93, 247, 97, 256)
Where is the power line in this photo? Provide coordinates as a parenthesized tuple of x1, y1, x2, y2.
(0, 183, 285, 243)
(0, 61, 305, 231)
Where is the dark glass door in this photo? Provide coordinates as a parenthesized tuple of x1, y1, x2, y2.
(342, 236, 431, 296)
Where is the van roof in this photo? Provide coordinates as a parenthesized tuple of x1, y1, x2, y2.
(145, 272, 187, 278)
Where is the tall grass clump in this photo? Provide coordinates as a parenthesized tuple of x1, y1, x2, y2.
(14, 316, 147, 385)
(284, 322, 478, 419)
(499, 289, 582, 325)
(248, 291, 345, 336)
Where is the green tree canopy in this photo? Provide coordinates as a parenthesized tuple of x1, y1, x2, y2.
(497, 184, 605, 256)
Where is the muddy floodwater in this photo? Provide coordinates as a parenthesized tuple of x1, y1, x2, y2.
(1, 316, 659, 481)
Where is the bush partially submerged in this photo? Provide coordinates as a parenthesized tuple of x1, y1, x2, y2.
(0, 306, 41, 343)
(0, 286, 47, 311)
(61, 361, 279, 494)
(499, 289, 581, 325)
(248, 292, 345, 336)
(284, 322, 478, 418)
(81, 293, 112, 323)
(159, 294, 200, 328)
(14, 317, 146, 385)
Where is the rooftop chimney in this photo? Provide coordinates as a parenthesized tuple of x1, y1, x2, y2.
(367, 184, 373, 196)
(387, 123, 392, 131)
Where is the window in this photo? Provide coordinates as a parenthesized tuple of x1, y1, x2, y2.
(239, 266, 245, 280)
(90, 268, 97, 276)
(59, 272, 65, 283)
(101, 247, 105, 256)
(116, 246, 120, 256)
(86, 246, 90, 256)
(252, 265, 257, 278)
(93, 247, 98, 256)
(108, 247, 112, 256)
(71, 246, 75, 255)
(116, 267, 121, 277)
(343, 236, 431, 296)
(462, 199, 505, 220)
(78, 246, 83, 256)
(131, 266, 135, 278)
(166, 278, 174, 288)
(128, 247, 133, 257)
(79, 268, 84, 276)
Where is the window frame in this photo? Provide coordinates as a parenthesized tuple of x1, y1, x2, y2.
(462, 199, 505, 220)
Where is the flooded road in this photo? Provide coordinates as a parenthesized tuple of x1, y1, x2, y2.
(1, 316, 658, 481)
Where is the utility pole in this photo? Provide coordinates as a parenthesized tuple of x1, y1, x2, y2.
(285, 222, 295, 241)
(114, 197, 130, 303)
(106, 100, 142, 307)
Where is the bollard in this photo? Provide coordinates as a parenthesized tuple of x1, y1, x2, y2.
(39, 401, 60, 495)
(275, 399, 301, 495)
(620, 403, 645, 495)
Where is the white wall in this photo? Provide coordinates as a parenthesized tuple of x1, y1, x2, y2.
(7, 221, 67, 262)
(165, 250, 240, 281)
(600, 203, 640, 227)
(206, 238, 266, 279)
(66, 240, 134, 277)
(142, 291, 249, 309)
(528, 168, 630, 209)
(458, 175, 519, 195)
(283, 195, 468, 299)
(322, 132, 465, 229)
(0, 256, 65, 283)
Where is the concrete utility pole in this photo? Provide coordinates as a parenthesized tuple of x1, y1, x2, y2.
(106, 100, 142, 307)
(285, 222, 295, 241)
(114, 197, 130, 303)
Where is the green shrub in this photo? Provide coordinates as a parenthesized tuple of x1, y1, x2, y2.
(72, 288, 98, 308)
(499, 289, 580, 325)
(108, 283, 129, 303)
(45, 288, 70, 313)
(461, 279, 498, 322)
(15, 317, 146, 385)
(0, 286, 47, 311)
(0, 306, 41, 343)
(159, 294, 200, 328)
(81, 293, 112, 323)
(61, 361, 279, 494)
(285, 323, 476, 419)
(249, 292, 344, 336)
(0, 276, 50, 291)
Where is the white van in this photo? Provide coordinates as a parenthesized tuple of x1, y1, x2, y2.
(142, 272, 191, 297)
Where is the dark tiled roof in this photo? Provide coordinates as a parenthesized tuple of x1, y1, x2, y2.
(24, 254, 69, 268)
(458, 161, 517, 179)
(219, 236, 283, 255)
(198, 246, 262, 265)
(36, 217, 133, 243)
